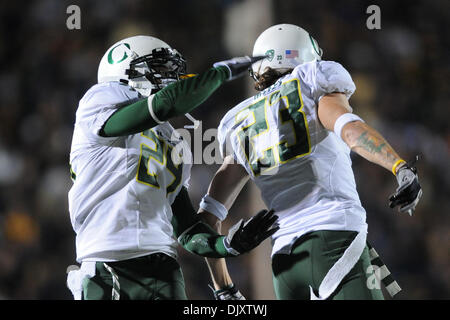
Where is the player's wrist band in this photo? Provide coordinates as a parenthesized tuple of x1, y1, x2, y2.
(199, 194, 228, 221)
(333, 112, 364, 141)
(147, 94, 165, 124)
(213, 63, 232, 80)
(392, 159, 406, 176)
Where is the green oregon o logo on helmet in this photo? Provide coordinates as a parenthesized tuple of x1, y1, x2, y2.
(107, 43, 131, 64)
(265, 49, 275, 62)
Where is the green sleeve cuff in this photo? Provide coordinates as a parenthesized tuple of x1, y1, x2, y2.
(178, 222, 232, 258)
(213, 235, 229, 257)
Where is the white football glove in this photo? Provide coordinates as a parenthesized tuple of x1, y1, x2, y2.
(389, 156, 423, 216)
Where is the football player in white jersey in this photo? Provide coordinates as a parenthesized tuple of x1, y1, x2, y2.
(198, 24, 422, 300)
(66, 35, 279, 300)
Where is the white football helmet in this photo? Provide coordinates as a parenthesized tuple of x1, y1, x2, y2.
(97, 35, 187, 96)
(251, 24, 323, 78)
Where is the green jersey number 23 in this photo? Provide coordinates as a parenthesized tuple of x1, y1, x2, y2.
(235, 78, 311, 176)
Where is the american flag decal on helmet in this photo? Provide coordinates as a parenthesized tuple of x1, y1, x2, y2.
(285, 50, 299, 58)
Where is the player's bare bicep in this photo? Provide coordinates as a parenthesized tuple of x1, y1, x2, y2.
(318, 92, 353, 131)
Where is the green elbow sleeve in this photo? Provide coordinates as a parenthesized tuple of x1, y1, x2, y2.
(178, 222, 231, 258)
(151, 66, 229, 122)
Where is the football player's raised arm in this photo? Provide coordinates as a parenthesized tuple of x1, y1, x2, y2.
(100, 66, 230, 137)
(318, 93, 403, 174)
(100, 56, 266, 137)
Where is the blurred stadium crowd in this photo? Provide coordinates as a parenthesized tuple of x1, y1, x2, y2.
(0, 0, 448, 299)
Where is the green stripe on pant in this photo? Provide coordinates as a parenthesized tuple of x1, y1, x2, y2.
(272, 230, 385, 300)
(82, 253, 188, 300)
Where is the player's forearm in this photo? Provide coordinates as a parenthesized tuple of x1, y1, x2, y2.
(205, 256, 234, 289)
(342, 121, 404, 174)
(199, 157, 249, 289)
(195, 160, 247, 281)
(207, 155, 250, 210)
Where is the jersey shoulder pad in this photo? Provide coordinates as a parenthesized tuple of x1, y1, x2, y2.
(314, 60, 356, 100)
(76, 82, 141, 141)
(79, 82, 140, 112)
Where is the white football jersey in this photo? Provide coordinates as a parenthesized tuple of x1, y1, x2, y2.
(218, 60, 368, 256)
(68, 81, 191, 262)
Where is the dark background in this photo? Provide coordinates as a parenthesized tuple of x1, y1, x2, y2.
(0, 0, 448, 299)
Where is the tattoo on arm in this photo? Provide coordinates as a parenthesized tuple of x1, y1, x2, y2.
(352, 128, 400, 171)
(356, 132, 386, 154)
